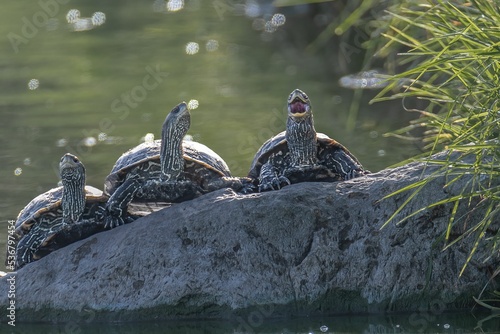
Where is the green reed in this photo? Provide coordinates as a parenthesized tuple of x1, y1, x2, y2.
(372, 0, 500, 309)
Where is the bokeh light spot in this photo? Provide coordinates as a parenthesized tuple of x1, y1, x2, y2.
(271, 13, 286, 27)
(185, 42, 199, 55)
(167, 0, 184, 12)
(245, 1, 260, 17)
(28, 79, 39, 90)
(206, 39, 219, 52)
(98, 132, 108, 142)
(188, 99, 199, 110)
(142, 133, 155, 143)
(82, 137, 97, 147)
(66, 9, 81, 23)
(56, 138, 68, 147)
(91, 12, 106, 26)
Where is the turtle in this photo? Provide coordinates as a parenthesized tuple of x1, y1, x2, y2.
(13, 153, 110, 269)
(102, 101, 254, 228)
(248, 88, 369, 192)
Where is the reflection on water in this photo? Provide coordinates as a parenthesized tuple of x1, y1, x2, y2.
(9, 313, 500, 333)
(66, 8, 106, 32)
(339, 70, 411, 90)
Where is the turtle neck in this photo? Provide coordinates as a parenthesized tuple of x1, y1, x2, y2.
(286, 114, 318, 166)
(61, 169, 86, 223)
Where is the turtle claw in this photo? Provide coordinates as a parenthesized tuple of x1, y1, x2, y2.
(258, 175, 291, 192)
(95, 206, 107, 222)
(61, 220, 72, 231)
(97, 206, 127, 229)
(277, 175, 292, 189)
(345, 168, 369, 180)
(239, 177, 257, 194)
(103, 216, 126, 229)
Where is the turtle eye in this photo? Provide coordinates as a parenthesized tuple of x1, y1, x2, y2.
(73, 157, 79, 163)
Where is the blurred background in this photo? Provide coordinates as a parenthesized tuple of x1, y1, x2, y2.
(0, 0, 420, 264)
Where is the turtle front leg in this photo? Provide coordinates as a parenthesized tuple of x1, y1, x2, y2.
(205, 176, 256, 194)
(103, 178, 140, 229)
(321, 150, 369, 180)
(15, 229, 40, 269)
(283, 165, 342, 184)
(258, 161, 290, 192)
(156, 179, 199, 203)
(234, 177, 257, 194)
(14, 220, 60, 269)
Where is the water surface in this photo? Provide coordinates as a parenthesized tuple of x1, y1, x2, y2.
(9, 313, 500, 333)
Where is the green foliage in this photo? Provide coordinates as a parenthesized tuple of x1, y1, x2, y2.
(372, 0, 500, 308)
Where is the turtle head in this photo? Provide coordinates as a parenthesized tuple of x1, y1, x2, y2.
(162, 102, 191, 137)
(59, 153, 86, 184)
(287, 89, 311, 119)
(160, 102, 191, 179)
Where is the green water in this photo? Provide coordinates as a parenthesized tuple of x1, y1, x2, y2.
(0, 0, 446, 329)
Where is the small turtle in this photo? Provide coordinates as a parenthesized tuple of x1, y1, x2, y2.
(248, 89, 369, 191)
(13, 153, 109, 269)
(103, 102, 253, 228)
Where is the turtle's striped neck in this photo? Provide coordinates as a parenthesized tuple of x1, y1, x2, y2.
(160, 127, 184, 180)
(160, 102, 191, 181)
(286, 114, 317, 166)
(60, 154, 86, 224)
(62, 176, 86, 223)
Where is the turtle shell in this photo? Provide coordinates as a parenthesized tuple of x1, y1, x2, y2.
(248, 131, 362, 180)
(104, 139, 231, 196)
(13, 185, 109, 269)
(15, 185, 106, 235)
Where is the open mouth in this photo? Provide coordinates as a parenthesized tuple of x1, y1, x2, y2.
(289, 97, 308, 114)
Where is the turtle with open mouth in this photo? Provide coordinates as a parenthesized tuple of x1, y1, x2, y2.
(248, 89, 369, 191)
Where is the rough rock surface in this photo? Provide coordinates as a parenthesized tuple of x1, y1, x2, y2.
(1, 152, 498, 323)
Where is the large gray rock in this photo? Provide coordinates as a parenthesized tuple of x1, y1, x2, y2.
(1, 152, 498, 323)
